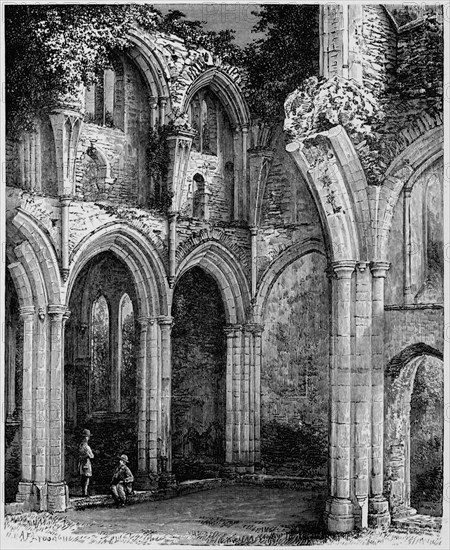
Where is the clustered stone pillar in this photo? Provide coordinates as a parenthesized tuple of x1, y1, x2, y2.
(34, 306, 49, 509)
(403, 188, 413, 303)
(147, 318, 159, 476)
(353, 262, 372, 528)
(16, 304, 70, 512)
(137, 316, 149, 476)
(47, 305, 70, 511)
(16, 306, 35, 506)
(223, 323, 263, 473)
(158, 315, 175, 485)
(224, 326, 235, 465)
(369, 261, 390, 527)
(325, 260, 356, 533)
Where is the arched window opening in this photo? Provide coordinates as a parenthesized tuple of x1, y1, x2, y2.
(192, 173, 206, 219)
(423, 173, 443, 298)
(85, 61, 124, 129)
(91, 294, 110, 413)
(188, 89, 231, 156)
(224, 161, 235, 221)
(119, 293, 136, 413)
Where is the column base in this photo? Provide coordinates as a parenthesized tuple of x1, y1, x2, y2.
(368, 496, 391, 527)
(47, 481, 68, 512)
(158, 473, 177, 491)
(355, 496, 369, 529)
(16, 481, 34, 510)
(390, 505, 416, 519)
(16, 481, 68, 512)
(221, 464, 239, 478)
(134, 471, 159, 491)
(324, 497, 355, 533)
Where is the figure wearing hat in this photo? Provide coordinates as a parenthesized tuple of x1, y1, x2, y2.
(78, 428, 94, 497)
(110, 454, 134, 507)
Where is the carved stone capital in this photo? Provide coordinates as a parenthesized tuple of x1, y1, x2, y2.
(370, 261, 390, 279)
(157, 315, 173, 327)
(332, 260, 356, 279)
(48, 304, 67, 317)
(19, 305, 35, 319)
(137, 316, 150, 328)
(244, 323, 264, 336)
(356, 261, 370, 273)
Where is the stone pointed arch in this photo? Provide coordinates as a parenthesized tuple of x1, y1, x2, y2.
(7, 260, 34, 309)
(254, 238, 327, 323)
(9, 208, 63, 307)
(286, 126, 363, 262)
(67, 223, 169, 318)
(182, 68, 250, 128)
(384, 343, 443, 517)
(375, 126, 443, 261)
(175, 240, 251, 324)
(127, 28, 171, 101)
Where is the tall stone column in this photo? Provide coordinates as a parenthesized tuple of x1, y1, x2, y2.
(325, 260, 355, 533)
(232, 325, 243, 466)
(353, 262, 372, 528)
(224, 326, 235, 465)
(233, 127, 242, 221)
(403, 188, 413, 303)
(246, 323, 264, 472)
(369, 261, 391, 527)
(137, 316, 149, 475)
(147, 319, 159, 475)
(252, 325, 264, 466)
(34, 306, 48, 510)
(241, 124, 249, 220)
(241, 326, 251, 469)
(16, 306, 35, 506)
(158, 316, 173, 473)
(47, 305, 69, 511)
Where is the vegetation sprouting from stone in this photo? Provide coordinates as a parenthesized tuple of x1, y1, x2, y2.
(5, 5, 240, 140)
(241, 4, 319, 122)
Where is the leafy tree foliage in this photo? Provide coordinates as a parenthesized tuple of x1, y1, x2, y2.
(241, 5, 319, 122)
(6, 5, 132, 138)
(5, 5, 239, 139)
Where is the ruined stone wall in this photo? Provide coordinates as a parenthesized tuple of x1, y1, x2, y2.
(361, 6, 397, 97)
(257, 137, 324, 280)
(385, 159, 443, 306)
(395, 13, 443, 99)
(75, 56, 150, 205)
(171, 267, 227, 480)
(261, 252, 329, 477)
(384, 307, 444, 363)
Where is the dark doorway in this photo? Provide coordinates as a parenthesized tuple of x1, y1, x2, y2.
(409, 356, 443, 516)
(171, 267, 226, 480)
(64, 252, 138, 495)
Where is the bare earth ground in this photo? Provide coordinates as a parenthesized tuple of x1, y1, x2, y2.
(3, 485, 445, 548)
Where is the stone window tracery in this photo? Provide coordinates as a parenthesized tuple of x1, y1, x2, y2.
(188, 89, 232, 157)
(192, 173, 206, 219)
(85, 59, 124, 130)
(118, 293, 136, 413)
(90, 294, 110, 413)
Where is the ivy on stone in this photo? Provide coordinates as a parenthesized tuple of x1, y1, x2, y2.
(5, 5, 240, 140)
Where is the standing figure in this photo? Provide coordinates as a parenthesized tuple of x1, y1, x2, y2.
(110, 454, 134, 507)
(78, 428, 94, 497)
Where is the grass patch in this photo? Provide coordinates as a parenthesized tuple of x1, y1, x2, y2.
(4, 511, 442, 547)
